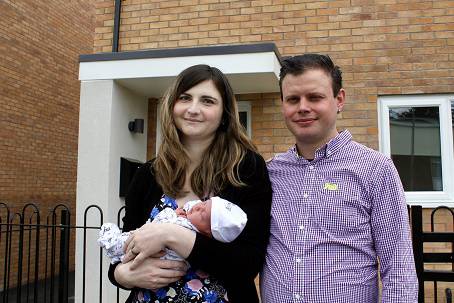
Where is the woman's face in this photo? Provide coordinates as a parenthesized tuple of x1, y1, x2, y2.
(173, 80, 224, 144)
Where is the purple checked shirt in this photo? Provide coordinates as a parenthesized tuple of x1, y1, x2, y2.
(261, 130, 418, 303)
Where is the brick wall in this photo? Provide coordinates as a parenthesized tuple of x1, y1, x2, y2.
(95, 0, 454, 155)
(0, 0, 95, 286)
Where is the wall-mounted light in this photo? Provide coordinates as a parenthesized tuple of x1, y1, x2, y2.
(128, 119, 144, 133)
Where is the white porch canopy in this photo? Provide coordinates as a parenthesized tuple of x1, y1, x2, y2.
(76, 43, 281, 303)
(79, 43, 282, 97)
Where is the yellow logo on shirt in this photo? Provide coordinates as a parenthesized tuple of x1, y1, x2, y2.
(323, 182, 338, 191)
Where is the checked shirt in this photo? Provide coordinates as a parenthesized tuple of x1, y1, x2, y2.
(261, 130, 418, 303)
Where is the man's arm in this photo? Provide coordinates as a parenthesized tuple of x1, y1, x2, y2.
(370, 158, 418, 302)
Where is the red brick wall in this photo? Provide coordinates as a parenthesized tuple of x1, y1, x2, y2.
(94, 0, 454, 155)
(0, 0, 95, 286)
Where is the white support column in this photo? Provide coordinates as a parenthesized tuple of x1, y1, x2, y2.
(75, 80, 148, 303)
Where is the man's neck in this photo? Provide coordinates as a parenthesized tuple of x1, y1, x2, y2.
(296, 132, 339, 160)
(295, 143, 318, 160)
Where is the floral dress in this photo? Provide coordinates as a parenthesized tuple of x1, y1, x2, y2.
(132, 195, 229, 303)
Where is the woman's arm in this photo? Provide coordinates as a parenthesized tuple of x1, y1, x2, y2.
(114, 254, 187, 290)
(108, 162, 152, 288)
(123, 222, 197, 268)
(108, 161, 187, 289)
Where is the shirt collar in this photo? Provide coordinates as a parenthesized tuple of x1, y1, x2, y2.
(289, 130, 352, 161)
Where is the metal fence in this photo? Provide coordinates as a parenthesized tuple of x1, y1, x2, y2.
(0, 203, 125, 303)
(0, 203, 453, 303)
(411, 205, 454, 303)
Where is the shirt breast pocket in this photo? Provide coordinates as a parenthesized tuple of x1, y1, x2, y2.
(313, 180, 370, 236)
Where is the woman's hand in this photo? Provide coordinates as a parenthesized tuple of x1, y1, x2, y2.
(123, 222, 196, 270)
(114, 252, 188, 291)
(123, 222, 166, 268)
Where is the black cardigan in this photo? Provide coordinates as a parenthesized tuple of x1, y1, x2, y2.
(108, 150, 272, 303)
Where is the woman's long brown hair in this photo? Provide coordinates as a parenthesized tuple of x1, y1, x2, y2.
(154, 64, 256, 199)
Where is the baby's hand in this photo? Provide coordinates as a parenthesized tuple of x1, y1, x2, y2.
(175, 208, 186, 218)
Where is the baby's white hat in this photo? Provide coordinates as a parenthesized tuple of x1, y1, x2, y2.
(210, 196, 248, 243)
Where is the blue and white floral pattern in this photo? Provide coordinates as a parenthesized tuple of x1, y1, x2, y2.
(132, 195, 228, 303)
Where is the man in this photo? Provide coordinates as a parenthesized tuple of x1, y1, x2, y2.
(261, 54, 418, 302)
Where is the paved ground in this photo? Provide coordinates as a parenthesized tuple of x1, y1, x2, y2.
(0, 271, 74, 302)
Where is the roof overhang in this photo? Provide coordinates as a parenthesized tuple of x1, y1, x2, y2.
(79, 43, 282, 97)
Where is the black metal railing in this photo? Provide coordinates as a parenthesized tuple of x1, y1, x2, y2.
(411, 205, 454, 303)
(0, 202, 125, 303)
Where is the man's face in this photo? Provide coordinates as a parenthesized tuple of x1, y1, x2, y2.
(281, 69, 345, 149)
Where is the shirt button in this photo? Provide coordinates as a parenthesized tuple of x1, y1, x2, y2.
(299, 225, 304, 230)
(296, 258, 301, 263)
(295, 294, 300, 299)
(303, 193, 308, 198)
(309, 165, 314, 170)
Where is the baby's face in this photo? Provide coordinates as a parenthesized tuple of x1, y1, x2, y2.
(186, 199, 212, 237)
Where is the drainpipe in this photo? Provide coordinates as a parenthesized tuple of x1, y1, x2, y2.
(112, 0, 122, 52)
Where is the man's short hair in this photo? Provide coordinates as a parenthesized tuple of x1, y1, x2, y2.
(279, 54, 343, 100)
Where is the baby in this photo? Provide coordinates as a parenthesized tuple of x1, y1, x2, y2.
(98, 196, 247, 264)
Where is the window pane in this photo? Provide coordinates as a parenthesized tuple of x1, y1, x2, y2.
(239, 111, 247, 130)
(389, 107, 442, 191)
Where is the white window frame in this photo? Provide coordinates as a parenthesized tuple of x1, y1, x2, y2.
(378, 94, 454, 207)
(156, 101, 252, 155)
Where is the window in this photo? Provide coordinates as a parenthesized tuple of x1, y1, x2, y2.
(237, 101, 252, 138)
(378, 95, 454, 206)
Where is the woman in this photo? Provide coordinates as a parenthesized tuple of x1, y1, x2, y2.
(108, 64, 272, 303)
